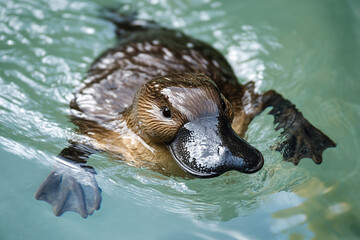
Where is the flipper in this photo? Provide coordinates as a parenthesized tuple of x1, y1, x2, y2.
(35, 144, 101, 218)
(261, 90, 336, 165)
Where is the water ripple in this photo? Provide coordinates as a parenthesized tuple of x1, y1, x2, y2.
(0, 0, 359, 238)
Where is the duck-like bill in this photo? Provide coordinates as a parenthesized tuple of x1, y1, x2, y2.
(168, 116, 264, 178)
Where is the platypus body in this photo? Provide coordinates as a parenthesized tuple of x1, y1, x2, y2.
(35, 12, 336, 218)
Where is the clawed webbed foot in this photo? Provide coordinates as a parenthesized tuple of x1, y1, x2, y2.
(273, 120, 336, 165)
(35, 159, 102, 218)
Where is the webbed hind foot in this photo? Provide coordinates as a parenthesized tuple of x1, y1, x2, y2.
(35, 159, 101, 218)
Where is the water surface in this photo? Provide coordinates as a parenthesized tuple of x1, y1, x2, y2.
(1, 0, 360, 239)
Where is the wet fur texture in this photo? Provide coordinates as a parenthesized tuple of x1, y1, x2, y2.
(69, 14, 335, 171)
(35, 12, 336, 218)
(69, 20, 254, 175)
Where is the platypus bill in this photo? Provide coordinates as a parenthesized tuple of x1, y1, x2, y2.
(35, 11, 336, 218)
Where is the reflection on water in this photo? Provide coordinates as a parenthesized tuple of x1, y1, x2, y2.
(1, 0, 360, 239)
(273, 177, 360, 239)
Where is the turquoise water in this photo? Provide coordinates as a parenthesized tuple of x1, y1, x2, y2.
(1, 0, 360, 239)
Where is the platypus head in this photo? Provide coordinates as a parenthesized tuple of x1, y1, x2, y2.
(130, 73, 264, 177)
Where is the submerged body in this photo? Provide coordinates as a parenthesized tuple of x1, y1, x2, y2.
(71, 22, 264, 176)
(35, 13, 336, 218)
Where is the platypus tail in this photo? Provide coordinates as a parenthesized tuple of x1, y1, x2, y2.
(100, 7, 160, 39)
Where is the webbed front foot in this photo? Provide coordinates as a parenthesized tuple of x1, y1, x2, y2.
(259, 90, 336, 165)
(273, 119, 336, 165)
(35, 158, 101, 218)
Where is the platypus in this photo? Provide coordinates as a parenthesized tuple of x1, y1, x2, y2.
(35, 11, 336, 218)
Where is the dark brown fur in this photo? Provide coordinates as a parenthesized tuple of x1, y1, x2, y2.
(69, 15, 335, 170)
(35, 13, 336, 218)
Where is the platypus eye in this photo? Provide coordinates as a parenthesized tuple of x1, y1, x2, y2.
(161, 106, 172, 118)
(220, 99, 226, 112)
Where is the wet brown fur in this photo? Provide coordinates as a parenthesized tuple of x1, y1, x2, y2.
(34, 13, 336, 219)
(69, 16, 335, 175)
(68, 21, 257, 176)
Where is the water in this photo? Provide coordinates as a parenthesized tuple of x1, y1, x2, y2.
(1, 0, 359, 239)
